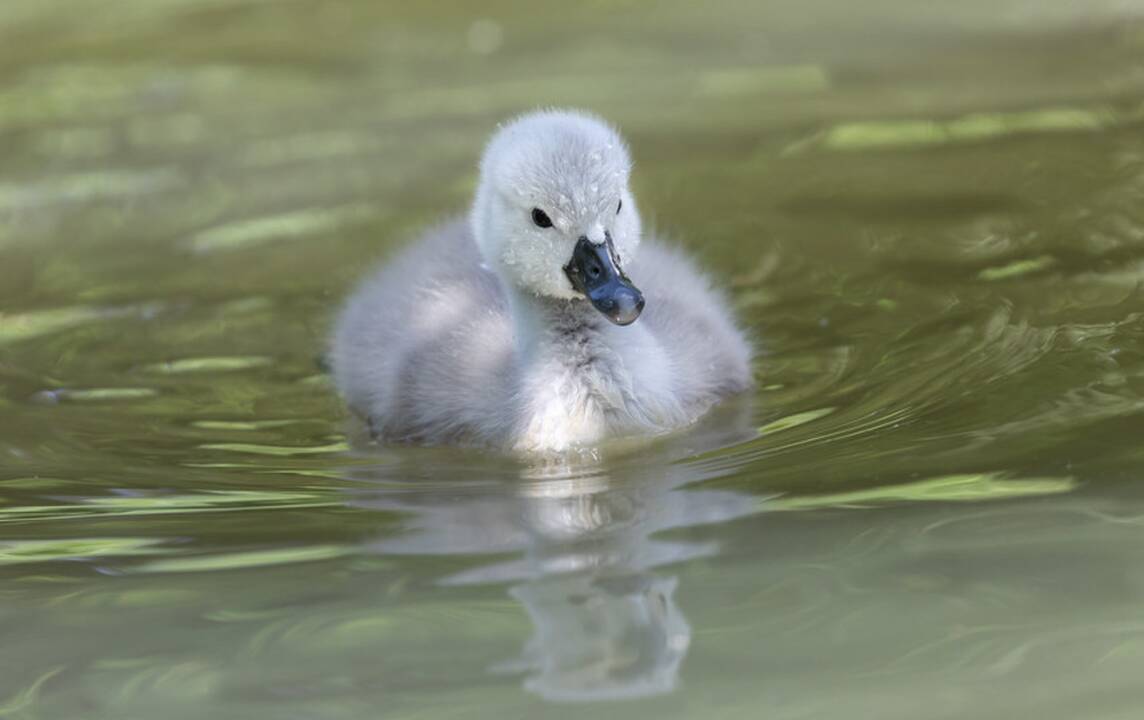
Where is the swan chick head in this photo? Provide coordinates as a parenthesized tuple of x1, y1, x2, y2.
(471, 109, 643, 324)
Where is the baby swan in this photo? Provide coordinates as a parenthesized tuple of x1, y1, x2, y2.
(330, 109, 751, 454)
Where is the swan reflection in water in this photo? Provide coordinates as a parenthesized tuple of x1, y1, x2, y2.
(351, 409, 759, 702)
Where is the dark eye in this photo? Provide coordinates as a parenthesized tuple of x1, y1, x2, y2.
(531, 208, 553, 228)
(617, 199, 623, 215)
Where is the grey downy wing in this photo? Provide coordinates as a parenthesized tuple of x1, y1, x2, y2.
(329, 218, 517, 444)
(628, 239, 753, 410)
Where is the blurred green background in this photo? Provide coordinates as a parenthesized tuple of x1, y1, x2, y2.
(4, 1, 1144, 718)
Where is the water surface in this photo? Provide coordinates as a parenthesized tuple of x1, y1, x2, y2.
(4, 1, 1144, 717)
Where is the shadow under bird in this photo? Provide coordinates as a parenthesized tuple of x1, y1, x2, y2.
(330, 109, 751, 454)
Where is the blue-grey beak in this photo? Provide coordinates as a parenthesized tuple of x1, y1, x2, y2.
(563, 233, 644, 326)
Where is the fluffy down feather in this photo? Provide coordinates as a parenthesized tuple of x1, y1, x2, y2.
(330, 110, 751, 454)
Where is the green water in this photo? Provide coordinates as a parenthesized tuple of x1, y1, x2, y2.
(4, 0, 1144, 717)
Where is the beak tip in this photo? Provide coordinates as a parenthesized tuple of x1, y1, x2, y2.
(607, 289, 644, 326)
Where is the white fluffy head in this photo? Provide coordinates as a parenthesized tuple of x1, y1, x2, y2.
(470, 109, 641, 299)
